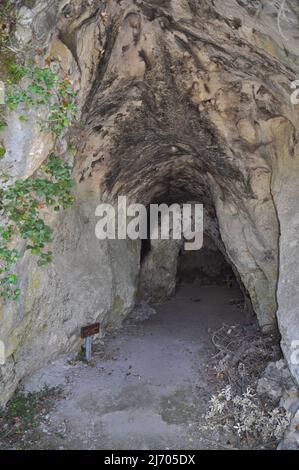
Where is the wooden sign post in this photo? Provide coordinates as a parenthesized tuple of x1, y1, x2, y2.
(80, 323, 100, 361)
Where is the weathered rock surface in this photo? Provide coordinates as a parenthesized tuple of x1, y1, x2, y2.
(257, 360, 299, 449)
(138, 238, 182, 304)
(1, 0, 299, 403)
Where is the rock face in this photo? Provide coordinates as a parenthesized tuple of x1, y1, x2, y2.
(257, 359, 299, 449)
(1, 0, 299, 403)
(138, 238, 182, 304)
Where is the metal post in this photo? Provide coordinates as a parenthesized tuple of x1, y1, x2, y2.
(85, 336, 93, 361)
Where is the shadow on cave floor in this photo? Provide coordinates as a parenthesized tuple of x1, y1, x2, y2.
(22, 282, 255, 450)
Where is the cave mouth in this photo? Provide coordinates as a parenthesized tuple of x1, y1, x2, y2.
(137, 198, 248, 318)
(138, 232, 246, 312)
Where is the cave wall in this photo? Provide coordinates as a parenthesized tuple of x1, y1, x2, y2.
(271, 118, 299, 388)
(138, 237, 182, 304)
(1, 0, 299, 403)
(0, 181, 140, 403)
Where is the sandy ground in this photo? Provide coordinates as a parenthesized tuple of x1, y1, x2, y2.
(23, 283, 247, 450)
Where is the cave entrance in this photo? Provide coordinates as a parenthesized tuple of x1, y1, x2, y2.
(138, 232, 247, 325)
(137, 203, 247, 319)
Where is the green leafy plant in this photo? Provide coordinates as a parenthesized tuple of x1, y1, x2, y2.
(0, 121, 7, 132)
(0, 28, 78, 301)
(0, 154, 74, 300)
(0, 142, 6, 159)
(4, 65, 78, 135)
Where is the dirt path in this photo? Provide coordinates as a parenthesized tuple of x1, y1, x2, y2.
(24, 284, 246, 450)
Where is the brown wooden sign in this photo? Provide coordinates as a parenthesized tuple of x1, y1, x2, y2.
(81, 323, 100, 339)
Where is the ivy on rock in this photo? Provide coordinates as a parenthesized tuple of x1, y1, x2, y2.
(0, 36, 78, 301)
(5, 64, 78, 136)
(0, 154, 74, 300)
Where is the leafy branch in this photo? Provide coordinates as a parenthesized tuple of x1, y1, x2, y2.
(4, 65, 78, 136)
(0, 154, 74, 300)
(0, 11, 78, 302)
(0, 64, 78, 163)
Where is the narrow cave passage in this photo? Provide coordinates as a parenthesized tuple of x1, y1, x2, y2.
(136, 194, 248, 312)
(46, 199, 260, 449)
(26, 220, 259, 450)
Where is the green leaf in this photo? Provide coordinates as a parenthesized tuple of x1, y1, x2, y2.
(8, 274, 18, 285)
(0, 144, 6, 159)
(0, 121, 7, 132)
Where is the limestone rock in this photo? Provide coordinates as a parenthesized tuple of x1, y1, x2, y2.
(278, 410, 299, 450)
(138, 238, 182, 304)
(257, 360, 296, 400)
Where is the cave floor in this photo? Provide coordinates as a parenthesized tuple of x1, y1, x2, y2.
(24, 283, 249, 450)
